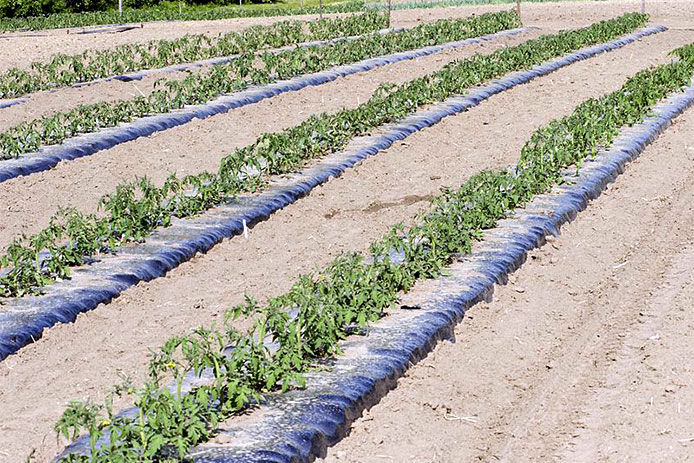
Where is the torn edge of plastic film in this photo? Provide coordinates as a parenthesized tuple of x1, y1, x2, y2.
(0, 25, 140, 39)
(0, 25, 665, 361)
(0, 26, 531, 184)
(56, 68, 694, 463)
(73, 25, 141, 34)
(0, 97, 26, 109)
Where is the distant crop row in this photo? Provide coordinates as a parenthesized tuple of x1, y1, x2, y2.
(0, 12, 644, 300)
(0, 12, 388, 99)
(54, 31, 694, 463)
(0, 10, 521, 159)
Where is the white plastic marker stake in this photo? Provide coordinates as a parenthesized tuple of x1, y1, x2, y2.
(243, 219, 249, 239)
(641, 0, 646, 13)
(131, 83, 145, 97)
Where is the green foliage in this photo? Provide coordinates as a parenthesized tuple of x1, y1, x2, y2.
(0, 11, 388, 99)
(0, 0, 68, 18)
(0, 0, 280, 18)
(0, 0, 618, 31)
(0, 0, 366, 31)
(54, 38, 694, 462)
(0, 12, 652, 299)
(0, 0, 121, 18)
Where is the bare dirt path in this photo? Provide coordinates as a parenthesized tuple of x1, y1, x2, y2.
(0, 16, 540, 133)
(0, 28, 540, 250)
(0, 23, 691, 463)
(0, 1, 676, 131)
(318, 85, 694, 463)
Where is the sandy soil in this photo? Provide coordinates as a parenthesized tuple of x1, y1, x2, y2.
(0, 20, 538, 138)
(319, 90, 694, 463)
(0, 1, 693, 462)
(1, 21, 692, 463)
(0, 21, 440, 131)
(0, 28, 540, 250)
(0, 0, 564, 127)
(4, 0, 693, 73)
(2, 0, 691, 130)
(391, 0, 694, 30)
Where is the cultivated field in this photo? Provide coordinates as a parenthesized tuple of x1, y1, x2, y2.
(0, 1, 692, 462)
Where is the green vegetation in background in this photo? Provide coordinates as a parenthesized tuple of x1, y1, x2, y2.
(0, 0, 283, 19)
(54, 27, 694, 463)
(0, 0, 362, 31)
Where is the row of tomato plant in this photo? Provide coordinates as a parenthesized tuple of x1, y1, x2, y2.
(0, 12, 647, 299)
(0, 1, 369, 32)
(53, 38, 694, 463)
(0, 9, 521, 159)
(0, 12, 389, 99)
